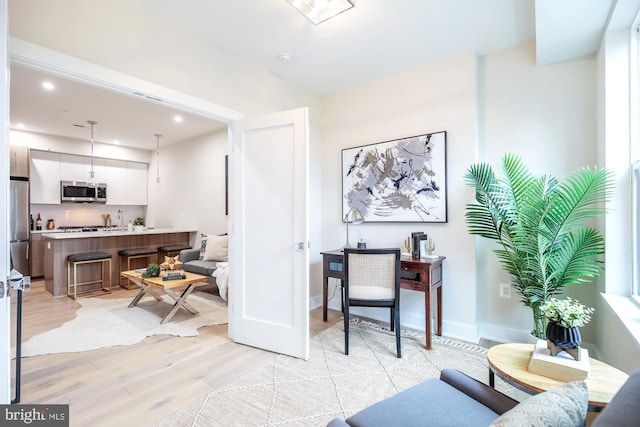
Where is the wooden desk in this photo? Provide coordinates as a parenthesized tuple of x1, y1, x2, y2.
(487, 343, 629, 412)
(321, 250, 445, 350)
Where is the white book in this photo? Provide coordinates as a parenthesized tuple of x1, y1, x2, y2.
(528, 340, 590, 381)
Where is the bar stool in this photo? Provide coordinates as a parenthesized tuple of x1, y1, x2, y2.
(67, 252, 112, 299)
(118, 248, 158, 289)
(157, 245, 192, 263)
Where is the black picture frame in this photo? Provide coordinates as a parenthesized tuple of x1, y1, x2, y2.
(225, 155, 229, 216)
(341, 131, 447, 223)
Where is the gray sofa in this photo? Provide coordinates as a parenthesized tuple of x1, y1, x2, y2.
(327, 367, 640, 427)
(180, 248, 218, 290)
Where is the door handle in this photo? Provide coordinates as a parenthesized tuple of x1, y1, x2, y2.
(294, 242, 305, 252)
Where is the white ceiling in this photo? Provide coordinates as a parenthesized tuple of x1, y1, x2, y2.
(10, 65, 228, 150)
(10, 0, 618, 151)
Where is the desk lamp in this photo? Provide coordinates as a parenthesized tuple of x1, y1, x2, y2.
(343, 206, 364, 248)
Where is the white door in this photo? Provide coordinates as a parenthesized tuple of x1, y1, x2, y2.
(1, 0, 11, 404)
(229, 108, 309, 360)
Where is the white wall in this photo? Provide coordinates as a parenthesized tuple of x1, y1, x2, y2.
(322, 41, 602, 346)
(146, 129, 228, 236)
(479, 41, 600, 344)
(322, 52, 480, 341)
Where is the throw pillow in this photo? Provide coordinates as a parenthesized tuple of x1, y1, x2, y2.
(489, 381, 588, 427)
(203, 234, 229, 262)
(199, 233, 208, 260)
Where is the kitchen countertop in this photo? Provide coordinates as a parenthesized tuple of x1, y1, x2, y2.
(31, 229, 65, 234)
(41, 228, 197, 239)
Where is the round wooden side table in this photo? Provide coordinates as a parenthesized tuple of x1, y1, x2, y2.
(487, 342, 628, 412)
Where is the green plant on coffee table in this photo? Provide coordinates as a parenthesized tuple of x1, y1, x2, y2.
(133, 217, 145, 226)
(141, 263, 161, 278)
(540, 297, 594, 328)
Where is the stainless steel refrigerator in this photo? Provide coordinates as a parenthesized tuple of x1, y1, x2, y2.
(10, 177, 30, 275)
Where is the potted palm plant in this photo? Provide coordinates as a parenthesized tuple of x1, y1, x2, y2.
(464, 154, 613, 339)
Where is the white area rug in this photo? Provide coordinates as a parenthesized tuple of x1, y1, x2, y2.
(19, 291, 228, 357)
(157, 318, 515, 426)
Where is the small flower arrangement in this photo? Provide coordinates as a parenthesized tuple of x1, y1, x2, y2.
(540, 297, 594, 328)
(133, 217, 145, 226)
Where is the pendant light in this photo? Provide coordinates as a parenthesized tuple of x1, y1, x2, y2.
(153, 133, 162, 191)
(87, 120, 97, 186)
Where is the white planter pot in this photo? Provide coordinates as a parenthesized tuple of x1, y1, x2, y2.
(133, 225, 144, 232)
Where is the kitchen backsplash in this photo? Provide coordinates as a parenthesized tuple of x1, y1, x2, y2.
(31, 204, 145, 229)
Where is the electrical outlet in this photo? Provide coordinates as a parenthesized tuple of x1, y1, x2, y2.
(499, 283, 511, 298)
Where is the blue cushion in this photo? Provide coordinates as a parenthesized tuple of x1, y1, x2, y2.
(345, 379, 500, 427)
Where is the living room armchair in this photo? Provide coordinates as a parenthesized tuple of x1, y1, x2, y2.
(327, 369, 518, 427)
(328, 367, 640, 427)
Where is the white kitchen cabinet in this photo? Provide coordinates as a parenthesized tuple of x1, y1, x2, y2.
(105, 159, 128, 205)
(30, 150, 61, 204)
(31, 151, 146, 206)
(126, 162, 148, 205)
(59, 154, 85, 182)
(61, 154, 106, 183)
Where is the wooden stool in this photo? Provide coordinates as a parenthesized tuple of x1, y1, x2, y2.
(157, 245, 192, 263)
(118, 248, 158, 289)
(67, 252, 112, 299)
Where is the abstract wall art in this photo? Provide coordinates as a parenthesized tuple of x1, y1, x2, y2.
(342, 131, 447, 223)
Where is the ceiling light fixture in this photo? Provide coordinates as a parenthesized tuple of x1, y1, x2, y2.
(174, 115, 183, 123)
(87, 120, 97, 186)
(287, 0, 355, 25)
(153, 133, 162, 191)
(41, 81, 55, 91)
(278, 53, 293, 63)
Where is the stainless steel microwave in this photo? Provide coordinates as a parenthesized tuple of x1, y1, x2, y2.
(60, 181, 107, 203)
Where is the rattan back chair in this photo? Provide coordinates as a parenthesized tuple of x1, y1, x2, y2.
(343, 248, 402, 358)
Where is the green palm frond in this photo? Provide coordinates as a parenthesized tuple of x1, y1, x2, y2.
(464, 154, 613, 337)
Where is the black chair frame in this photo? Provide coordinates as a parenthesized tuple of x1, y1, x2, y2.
(343, 248, 402, 358)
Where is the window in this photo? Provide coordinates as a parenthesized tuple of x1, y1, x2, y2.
(632, 26, 640, 301)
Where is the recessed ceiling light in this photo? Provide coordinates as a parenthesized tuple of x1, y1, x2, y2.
(174, 115, 183, 123)
(278, 53, 293, 63)
(16, 123, 25, 129)
(113, 139, 120, 145)
(42, 81, 55, 91)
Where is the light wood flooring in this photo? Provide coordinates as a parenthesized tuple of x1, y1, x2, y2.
(9, 279, 343, 427)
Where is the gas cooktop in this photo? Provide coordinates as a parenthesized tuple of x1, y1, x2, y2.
(57, 225, 104, 233)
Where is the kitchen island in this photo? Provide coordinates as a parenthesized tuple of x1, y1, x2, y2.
(42, 228, 197, 297)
